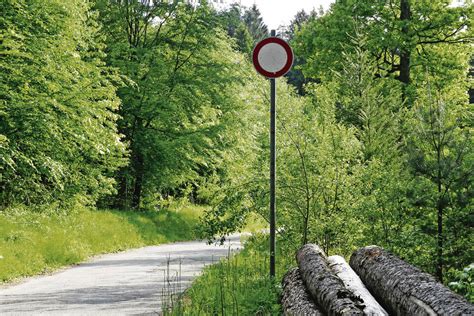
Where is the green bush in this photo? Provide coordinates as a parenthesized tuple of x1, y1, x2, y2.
(448, 264, 474, 303)
(166, 236, 292, 315)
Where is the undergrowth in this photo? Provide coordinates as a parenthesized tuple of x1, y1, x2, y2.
(165, 235, 294, 315)
(0, 203, 204, 283)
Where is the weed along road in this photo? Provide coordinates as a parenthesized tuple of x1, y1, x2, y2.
(0, 235, 242, 315)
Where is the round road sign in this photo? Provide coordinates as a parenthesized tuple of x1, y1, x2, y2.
(253, 37, 293, 78)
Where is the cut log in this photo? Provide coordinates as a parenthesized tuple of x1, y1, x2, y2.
(350, 246, 474, 316)
(281, 267, 324, 316)
(328, 255, 388, 316)
(297, 244, 365, 315)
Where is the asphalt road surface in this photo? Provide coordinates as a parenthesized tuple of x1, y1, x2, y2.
(0, 235, 242, 315)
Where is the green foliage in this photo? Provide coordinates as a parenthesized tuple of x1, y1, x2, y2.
(242, 4, 269, 43)
(234, 23, 254, 56)
(202, 18, 472, 285)
(216, 4, 253, 55)
(404, 82, 473, 278)
(274, 83, 361, 255)
(0, 204, 202, 282)
(201, 79, 360, 255)
(294, 0, 473, 96)
(217, 3, 269, 55)
(282, 9, 319, 95)
(0, 0, 127, 207)
(270, 0, 473, 283)
(96, 1, 262, 209)
(448, 264, 474, 302)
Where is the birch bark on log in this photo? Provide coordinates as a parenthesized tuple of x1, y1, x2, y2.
(297, 244, 365, 315)
(281, 268, 324, 316)
(350, 246, 474, 316)
(328, 255, 388, 316)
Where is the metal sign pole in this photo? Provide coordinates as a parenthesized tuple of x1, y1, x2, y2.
(252, 29, 292, 279)
(269, 29, 276, 279)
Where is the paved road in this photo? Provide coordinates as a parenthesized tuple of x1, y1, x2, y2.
(0, 235, 242, 315)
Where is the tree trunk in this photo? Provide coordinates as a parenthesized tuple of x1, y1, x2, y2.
(436, 147, 444, 282)
(114, 170, 128, 210)
(350, 246, 474, 315)
(296, 244, 365, 315)
(281, 268, 324, 316)
(131, 152, 144, 209)
(399, 0, 412, 103)
(328, 255, 388, 316)
(436, 194, 444, 283)
(399, 51, 410, 85)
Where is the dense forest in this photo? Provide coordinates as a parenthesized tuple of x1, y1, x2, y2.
(1, 0, 472, 293)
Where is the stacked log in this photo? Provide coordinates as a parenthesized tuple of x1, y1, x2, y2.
(328, 255, 388, 316)
(281, 267, 324, 316)
(296, 244, 365, 315)
(350, 245, 474, 316)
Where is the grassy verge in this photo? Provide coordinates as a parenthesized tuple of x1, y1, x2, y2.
(0, 203, 204, 283)
(166, 235, 293, 315)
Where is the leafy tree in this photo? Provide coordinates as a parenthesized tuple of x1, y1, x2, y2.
(96, 1, 262, 209)
(330, 39, 432, 269)
(294, 0, 473, 103)
(202, 21, 471, 286)
(281, 9, 319, 42)
(242, 4, 269, 43)
(405, 83, 473, 281)
(0, 0, 126, 208)
(234, 23, 253, 56)
(291, 1, 473, 283)
(217, 3, 243, 38)
(283, 9, 319, 95)
(275, 83, 362, 255)
(200, 80, 364, 257)
(198, 68, 269, 241)
(216, 4, 266, 55)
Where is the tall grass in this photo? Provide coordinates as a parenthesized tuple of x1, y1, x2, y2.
(165, 235, 293, 315)
(0, 203, 204, 283)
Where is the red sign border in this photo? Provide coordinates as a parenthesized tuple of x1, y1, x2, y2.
(252, 37, 294, 78)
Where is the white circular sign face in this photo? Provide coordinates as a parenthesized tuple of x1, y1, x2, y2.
(257, 43, 288, 74)
(253, 37, 293, 78)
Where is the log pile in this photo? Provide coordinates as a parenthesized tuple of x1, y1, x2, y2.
(296, 245, 365, 315)
(328, 255, 388, 316)
(281, 244, 474, 316)
(281, 268, 324, 316)
(350, 246, 474, 316)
